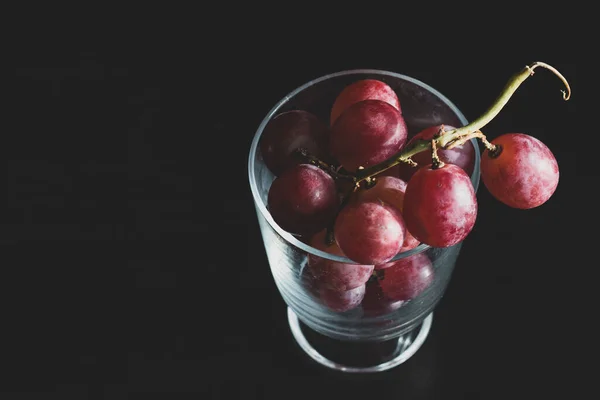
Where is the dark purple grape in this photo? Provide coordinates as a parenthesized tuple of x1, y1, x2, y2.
(267, 164, 338, 236)
(259, 110, 328, 176)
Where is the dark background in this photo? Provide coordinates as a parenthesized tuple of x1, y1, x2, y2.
(3, 14, 590, 400)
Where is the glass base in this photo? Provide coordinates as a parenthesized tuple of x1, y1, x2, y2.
(287, 307, 433, 373)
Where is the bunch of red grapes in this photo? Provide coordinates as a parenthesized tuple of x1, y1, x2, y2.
(260, 65, 566, 314)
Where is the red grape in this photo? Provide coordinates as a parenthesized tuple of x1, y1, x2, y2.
(330, 100, 408, 172)
(361, 281, 404, 316)
(334, 200, 406, 265)
(267, 164, 338, 236)
(397, 124, 475, 181)
(378, 253, 434, 301)
(259, 110, 328, 176)
(352, 176, 420, 252)
(353, 175, 407, 211)
(330, 79, 401, 126)
(371, 168, 426, 253)
(307, 230, 374, 291)
(403, 164, 477, 247)
(480, 133, 559, 209)
(320, 284, 366, 312)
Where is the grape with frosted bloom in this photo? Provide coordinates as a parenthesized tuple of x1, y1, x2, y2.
(481, 133, 559, 209)
(351, 176, 420, 252)
(330, 100, 408, 172)
(330, 79, 401, 126)
(403, 164, 477, 248)
(334, 200, 406, 265)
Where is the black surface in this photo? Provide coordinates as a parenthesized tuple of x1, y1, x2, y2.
(4, 19, 590, 399)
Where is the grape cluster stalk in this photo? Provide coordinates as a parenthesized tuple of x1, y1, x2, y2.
(302, 61, 571, 186)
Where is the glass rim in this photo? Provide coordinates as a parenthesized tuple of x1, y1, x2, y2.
(248, 68, 481, 263)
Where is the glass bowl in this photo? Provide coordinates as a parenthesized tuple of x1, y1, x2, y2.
(248, 69, 481, 372)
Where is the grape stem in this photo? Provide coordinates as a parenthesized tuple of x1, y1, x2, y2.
(352, 61, 571, 183)
(295, 148, 354, 181)
(445, 130, 496, 152)
(430, 139, 444, 169)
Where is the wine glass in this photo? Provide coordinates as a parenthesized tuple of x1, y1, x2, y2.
(248, 69, 480, 373)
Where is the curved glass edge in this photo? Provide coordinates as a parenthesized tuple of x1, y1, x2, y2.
(287, 307, 433, 373)
(248, 69, 481, 263)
